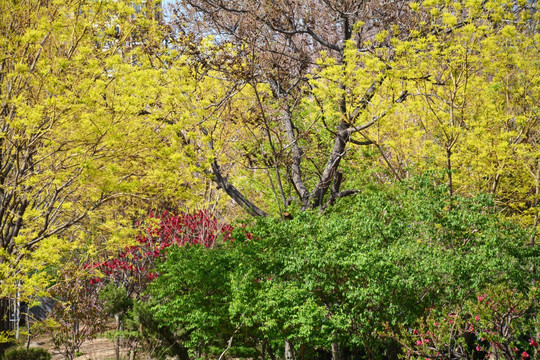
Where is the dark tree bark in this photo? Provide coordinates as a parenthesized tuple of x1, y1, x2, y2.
(211, 160, 268, 217)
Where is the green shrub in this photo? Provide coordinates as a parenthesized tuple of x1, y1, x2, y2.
(2, 348, 51, 360)
(150, 178, 540, 359)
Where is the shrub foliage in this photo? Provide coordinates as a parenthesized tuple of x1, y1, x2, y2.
(150, 179, 539, 359)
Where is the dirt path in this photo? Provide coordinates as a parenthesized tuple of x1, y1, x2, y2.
(29, 337, 129, 360)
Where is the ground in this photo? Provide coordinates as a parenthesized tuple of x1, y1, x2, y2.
(29, 337, 130, 360)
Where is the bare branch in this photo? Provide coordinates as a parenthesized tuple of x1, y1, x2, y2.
(211, 159, 268, 217)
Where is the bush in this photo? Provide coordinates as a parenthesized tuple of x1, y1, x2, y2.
(2, 348, 51, 360)
(150, 179, 539, 359)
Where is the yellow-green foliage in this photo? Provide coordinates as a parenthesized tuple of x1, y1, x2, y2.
(0, 0, 218, 320)
(359, 0, 539, 227)
(1, 0, 538, 331)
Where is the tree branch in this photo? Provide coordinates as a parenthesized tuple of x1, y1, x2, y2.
(335, 189, 362, 198)
(211, 160, 268, 217)
(283, 108, 309, 203)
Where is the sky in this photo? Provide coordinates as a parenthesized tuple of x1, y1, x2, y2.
(161, 0, 175, 17)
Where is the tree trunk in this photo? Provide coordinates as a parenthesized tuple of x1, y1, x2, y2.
(331, 332, 340, 360)
(331, 342, 340, 360)
(284, 340, 294, 360)
(0, 298, 13, 356)
(307, 122, 350, 209)
(115, 314, 120, 360)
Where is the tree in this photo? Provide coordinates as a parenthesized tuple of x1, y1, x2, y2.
(168, 0, 417, 215)
(45, 266, 108, 360)
(166, 0, 539, 223)
(136, 1, 540, 358)
(0, 0, 201, 345)
(368, 0, 540, 227)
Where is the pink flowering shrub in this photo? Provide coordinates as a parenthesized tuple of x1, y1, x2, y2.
(393, 284, 539, 360)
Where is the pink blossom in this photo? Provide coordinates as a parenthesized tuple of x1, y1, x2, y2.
(521, 351, 529, 359)
(529, 339, 538, 348)
(416, 340, 422, 346)
(475, 315, 480, 321)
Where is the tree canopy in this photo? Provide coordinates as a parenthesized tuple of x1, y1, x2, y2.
(0, 0, 539, 358)
(0, 0, 205, 338)
(166, 0, 540, 224)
